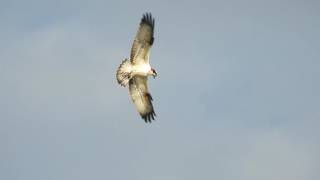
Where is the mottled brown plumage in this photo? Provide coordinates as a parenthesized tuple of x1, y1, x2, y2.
(129, 76, 156, 122)
(130, 13, 155, 64)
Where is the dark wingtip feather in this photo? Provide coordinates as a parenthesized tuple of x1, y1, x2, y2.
(140, 12, 155, 45)
(141, 110, 156, 123)
(141, 12, 155, 30)
(140, 90, 156, 123)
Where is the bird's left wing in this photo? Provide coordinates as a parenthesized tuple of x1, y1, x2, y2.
(130, 13, 155, 65)
(129, 76, 156, 122)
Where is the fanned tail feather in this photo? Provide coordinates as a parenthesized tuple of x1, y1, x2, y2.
(116, 59, 132, 87)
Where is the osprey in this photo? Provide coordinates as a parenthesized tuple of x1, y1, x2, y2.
(116, 13, 157, 123)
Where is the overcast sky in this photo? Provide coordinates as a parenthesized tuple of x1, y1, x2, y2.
(1, 0, 320, 179)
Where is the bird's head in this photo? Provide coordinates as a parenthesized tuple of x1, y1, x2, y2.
(150, 68, 157, 79)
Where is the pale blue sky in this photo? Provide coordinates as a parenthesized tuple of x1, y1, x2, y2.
(1, 0, 320, 179)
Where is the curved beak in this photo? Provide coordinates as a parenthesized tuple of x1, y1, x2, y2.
(150, 69, 157, 79)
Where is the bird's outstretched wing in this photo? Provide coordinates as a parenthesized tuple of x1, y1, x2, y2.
(129, 76, 156, 122)
(130, 13, 155, 65)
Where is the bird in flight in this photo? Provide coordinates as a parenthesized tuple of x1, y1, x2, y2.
(116, 13, 157, 123)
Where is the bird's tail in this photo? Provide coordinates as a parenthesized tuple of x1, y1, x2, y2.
(116, 58, 132, 87)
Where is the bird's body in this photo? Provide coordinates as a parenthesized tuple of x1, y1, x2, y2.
(132, 63, 152, 76)
(116, 13, 157, 123)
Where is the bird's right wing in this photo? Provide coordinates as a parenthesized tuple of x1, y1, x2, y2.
(130, 13, 155, 65)
(129, 76, 156, 122)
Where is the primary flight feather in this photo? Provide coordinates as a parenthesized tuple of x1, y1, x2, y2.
(116, 13, 157, 123)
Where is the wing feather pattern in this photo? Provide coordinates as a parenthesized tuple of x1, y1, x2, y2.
(129, 76, 156, 123)
(130, 13, 155, 65)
